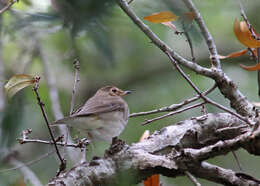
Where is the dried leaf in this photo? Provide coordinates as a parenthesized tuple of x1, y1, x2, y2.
(144, 175, 160, 186)
(219, 49, 248, 59)
(144, 11, 178, 23)
(4, 74, 36, 98)
(161, 21, 177, 32)
(234, 19, 260, 48)
(240, 63, 260, 71)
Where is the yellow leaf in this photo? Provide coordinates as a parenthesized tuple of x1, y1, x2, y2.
(234, 19, 260, 48)
(4, 74, 36, 99)
(144, 11, 178, 23)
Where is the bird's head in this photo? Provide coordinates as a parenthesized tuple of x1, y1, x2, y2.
(98, 86, 131, 97)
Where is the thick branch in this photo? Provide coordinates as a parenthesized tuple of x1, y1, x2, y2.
(48, 113, 260, 186)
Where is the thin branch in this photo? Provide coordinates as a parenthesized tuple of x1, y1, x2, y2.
(142, 102, 205, 125)
(185, 171, 201, 186)
(238, 0, 260, 41)
(182, 0, 221, 68)
(0, 0, 17, 14)
(32, 77, 65, 176)
(181, 21, 195, 62)
(0, 150, 55, 173)
(17, 138, 89, 148)
(9, 158, 43, 186)
(165, 51, 251, 125)
(70, 59, 80, 115)
(231, 151, 243, 171)
(130, 84, 216, 117)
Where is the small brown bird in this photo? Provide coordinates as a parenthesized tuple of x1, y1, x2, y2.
(51, 86, 131, 143)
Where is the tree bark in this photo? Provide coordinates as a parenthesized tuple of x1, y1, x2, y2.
(48, 113, 260, 186)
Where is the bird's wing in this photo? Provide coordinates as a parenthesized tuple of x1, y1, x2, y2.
(74, 99, 126, 117)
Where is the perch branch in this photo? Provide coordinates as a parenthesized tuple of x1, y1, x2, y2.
(130, 84, 216, 117)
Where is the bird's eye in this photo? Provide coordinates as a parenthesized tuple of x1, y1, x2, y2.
(112, 88, 117, 93)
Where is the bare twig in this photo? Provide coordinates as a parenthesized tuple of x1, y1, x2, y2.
(165, 51, 251, 125)
(182, 0, 221, 68)
(185, 171, 201, 186)
(17, 138, 89, 148)
(181, 21, 195, 62)
(142, 102, 205, 125)
(32, 77, 65, 176)
(231, 151, 243, 171)
(0, 0, 17, 14)
(0, 150, 55, 173)
(70, 59, 80, 115)
(130, 84, 216, 117)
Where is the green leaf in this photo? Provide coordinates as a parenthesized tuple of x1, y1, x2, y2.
(4, 74, 36, 99)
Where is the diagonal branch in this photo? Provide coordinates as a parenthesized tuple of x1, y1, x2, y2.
(182, 0, 221, 68)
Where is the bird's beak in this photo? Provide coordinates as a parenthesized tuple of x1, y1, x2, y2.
(122, 90, 131, 96)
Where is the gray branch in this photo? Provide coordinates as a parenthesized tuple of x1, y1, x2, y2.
(48, 113, 260, 186)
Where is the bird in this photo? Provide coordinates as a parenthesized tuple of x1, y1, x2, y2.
(51, 86, 131, 143)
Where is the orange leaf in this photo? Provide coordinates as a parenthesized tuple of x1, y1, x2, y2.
(219, 49, 248, 59)
(144, 11, 178, 23)
(234, 19, 260, 48)
(144, 175, 160, 186)
(240, 62, 260, 71)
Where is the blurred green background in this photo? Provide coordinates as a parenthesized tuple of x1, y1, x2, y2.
(0, 0, 260, 185)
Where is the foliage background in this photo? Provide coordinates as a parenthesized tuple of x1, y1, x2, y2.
(0, 0, 260, 185)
